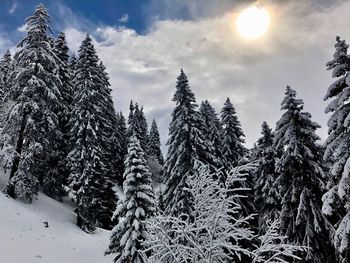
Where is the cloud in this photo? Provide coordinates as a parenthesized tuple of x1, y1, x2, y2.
(8, 2, 17, 15)
(118, 14, 129, 23)
(62, 0, 350, 151)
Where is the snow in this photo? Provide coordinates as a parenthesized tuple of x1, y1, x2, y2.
(0, 171, 113, 263)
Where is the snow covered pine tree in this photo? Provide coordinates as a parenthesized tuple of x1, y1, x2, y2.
(322, 36, 350, 262)
(128, 103, 149, 155)
(161, 69, 217, 218)
(253, 121, 280, 232)
(106, 134, 155, 263)
(199, 100, 225, 177)
(0, 50, 12, 102)
(1, 4, 64, 202)
(220, 97, 246, 168)
(42, 31, 73, 199)
(147, 119, 164, 184)
(274, 86, 334, 262)
(68, 34, 118, 231)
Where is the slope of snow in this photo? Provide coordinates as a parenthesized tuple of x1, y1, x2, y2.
(0, 171, 114, 263)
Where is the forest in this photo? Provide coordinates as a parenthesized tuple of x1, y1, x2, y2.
(1, 3, 350, 263)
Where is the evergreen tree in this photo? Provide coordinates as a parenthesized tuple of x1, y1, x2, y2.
(114, 111, 127, 185)
(42, 31, 73, 199)
(68, 34, 116, 231)
(1, 4, 63, 202)
(128, 103, 149, 155)
(0, 50, 12, 102)
(322, 36, 350, 262)
(274, 86, 334, 262)
(220, 97, 246, 168)
(162, 69, 217, 218)
(199, 100, 225, 169)
(106, 134, 155, 263)
(148, 119, 164, 165)
(95, 61, 121, 177)
(255, 121, 274, 159)
(127, 100, 134, 137)
(148, 119, 164, 184)
(253, 121, 280, 232)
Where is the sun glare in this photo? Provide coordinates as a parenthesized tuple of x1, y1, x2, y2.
(236, 5, 270, 39)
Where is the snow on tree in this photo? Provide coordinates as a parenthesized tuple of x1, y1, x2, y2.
(161, 69, 218, 218)
(1, 4, 64, 202)
(220, 97, 246, 168)
(114, 111, 127, 185)
(147, 119, 164, 184)
(128, 103, 149, 155)
(322, 36, 350, 262)
(148, 119, 164, 165)
(146, 163, 304, 263)
(146, 162, 254, 263)
(253, 121, 280, 231)
(68, 34, 116, 231)
(40, 31, 73, 199)
(106, 134, 155, 263)
(199, 100, 225, 178)
(274, 86, 334, 262)
(0, 50, 13, 102)
(252, 220, 306, 263)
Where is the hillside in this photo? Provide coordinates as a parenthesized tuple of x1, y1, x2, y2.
(0, 172, 113, 263)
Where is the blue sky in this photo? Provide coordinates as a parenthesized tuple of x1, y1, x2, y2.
(0, 0, 153, 35)
(0, 0, 349, 148)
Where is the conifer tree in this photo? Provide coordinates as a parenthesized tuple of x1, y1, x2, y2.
(148, 119, 164, 165)
(220, 97, 246, 168)
(0, 50, 12, 102)
(106, 134, 155, 263)
(128, 103, 149, 155)
(253, 121, 280, 231)
(68, 34, 116, 231)
(1, 4, 63, 202)
(114, 111, 127, 185)
(322, 36, 350, 262)
(42, 32, 73, 199)
(148, 119, 164, 184)
(274, 86, 334, 262)
(127, 100, 134, 135)
(199, 100, 225, 176)
(162, 69, 217, 218)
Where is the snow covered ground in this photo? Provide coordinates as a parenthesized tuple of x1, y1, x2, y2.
(0, 171, 114, 263)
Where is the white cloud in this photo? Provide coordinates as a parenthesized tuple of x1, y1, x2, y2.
(17, 24, 26, 33)
(63, 0, 350, 150)
(8, 2, 17, 15)
(118, 14, 129, 23)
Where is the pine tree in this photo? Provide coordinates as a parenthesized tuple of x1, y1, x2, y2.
(220, 97, 246, 168)
(128, 103, 149, 155)
(0, 50, 12, 102)
(199, 100, 225, 177)
(114, 111, 127, 185)
(106, 134, 155, 263)
(127, 100, 134, 137)
(68, 34, 116, 231)
(322, 36, 350, 262)
(1, 4, 63, 202)
(148, 119, 164, 165)
(42, 32, 73, 199)
(162, 69, 217, 218)
(274, 86, 334, 262)
(253, 121, 280, 232)
(147, 119, 164, 184)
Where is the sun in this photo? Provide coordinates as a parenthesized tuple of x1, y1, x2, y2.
(236, 5, 270, 39)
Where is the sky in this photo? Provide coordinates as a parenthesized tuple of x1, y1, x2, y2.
(0, 0, 349, 151)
